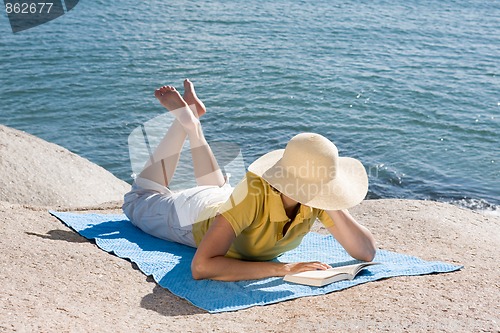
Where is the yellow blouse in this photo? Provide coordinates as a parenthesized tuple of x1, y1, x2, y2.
(192, 172, 335, 261)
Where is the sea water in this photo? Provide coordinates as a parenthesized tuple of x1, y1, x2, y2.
(0, 0, 498, 214)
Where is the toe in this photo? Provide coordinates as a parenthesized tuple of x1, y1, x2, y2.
(183, 79, 195, 95)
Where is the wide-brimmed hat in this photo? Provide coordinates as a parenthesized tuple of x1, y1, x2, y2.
(248, 133, 368, 210)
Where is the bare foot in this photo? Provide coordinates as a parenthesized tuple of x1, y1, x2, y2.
(183, 79, 207, 117)
(154, 85, 198, 130)
(154, 85, 189, 111)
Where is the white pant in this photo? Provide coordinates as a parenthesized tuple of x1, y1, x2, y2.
(122, 177, 233, 247)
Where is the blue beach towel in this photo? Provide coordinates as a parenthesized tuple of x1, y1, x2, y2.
(50, 211, 462, 313)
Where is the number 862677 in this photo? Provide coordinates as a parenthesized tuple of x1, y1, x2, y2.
(5, 2, 53, 14)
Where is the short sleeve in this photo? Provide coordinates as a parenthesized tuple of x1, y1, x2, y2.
(219, 173, 264, 237)
(317, 210, 335, 228)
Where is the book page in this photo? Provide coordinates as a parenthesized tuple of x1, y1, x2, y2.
(287, 269, 346, 280)
(286, 262, 379, 280)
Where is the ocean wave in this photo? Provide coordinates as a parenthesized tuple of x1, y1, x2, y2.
(447, 197, 500, 217)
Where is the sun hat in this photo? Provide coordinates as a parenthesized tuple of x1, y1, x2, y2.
(248, 133, 368, 210)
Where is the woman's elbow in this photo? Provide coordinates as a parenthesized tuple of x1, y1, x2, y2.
(352, 239, 377, 262)
(191, 260, 207, 280)
(362, 247, 377, 262)
(360, 240, 377, 262)
(353, 249, 376, 262)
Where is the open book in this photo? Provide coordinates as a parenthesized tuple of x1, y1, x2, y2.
(283, 262, 380, 287)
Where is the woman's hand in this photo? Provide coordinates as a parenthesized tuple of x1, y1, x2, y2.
(279, 261, 332, 276)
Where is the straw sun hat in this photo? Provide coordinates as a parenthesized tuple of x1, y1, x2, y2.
(248, 133, 368, 210)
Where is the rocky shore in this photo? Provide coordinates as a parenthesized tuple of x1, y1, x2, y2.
(1, 125, 498, 332)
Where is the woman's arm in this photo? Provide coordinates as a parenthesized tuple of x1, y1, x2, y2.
(191, 214, 330, 281)
(326, 209, 376, 262)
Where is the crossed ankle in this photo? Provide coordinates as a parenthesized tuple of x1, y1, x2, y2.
(170, 105, 200, 130)
(187, 104, 199, 118)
